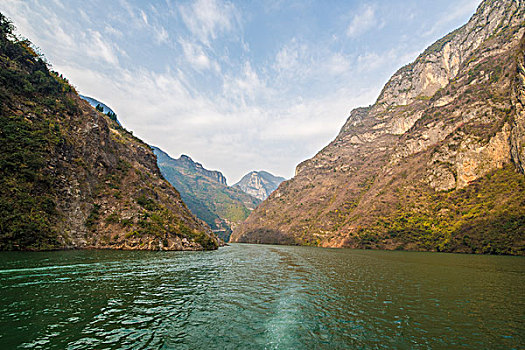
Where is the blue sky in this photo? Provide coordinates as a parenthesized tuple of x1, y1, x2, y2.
(2, 0, 480, 183)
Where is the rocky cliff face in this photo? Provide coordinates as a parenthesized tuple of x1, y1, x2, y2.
(154, 147, 260, 242)
(176, 154, 227, 185)
(232, 0, 525, 255)
(0, 14, 219, 251)
(234, 171, 286, 201)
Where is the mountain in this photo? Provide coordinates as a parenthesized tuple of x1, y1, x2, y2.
(233, 171, 286, 201)
(80, 95, 119, 125)
(0, 13, 219, 251)
(153, 147, 260, 241)
(79, 95, 115, 115)
(231, 0, 525, 255)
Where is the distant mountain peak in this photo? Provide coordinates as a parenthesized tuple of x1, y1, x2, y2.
(154, 148, 227, 186)
(152, 146, 260, 242)
(234, 171, 285, 201)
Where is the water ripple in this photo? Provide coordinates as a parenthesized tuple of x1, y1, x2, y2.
(0, 245, 523, 349)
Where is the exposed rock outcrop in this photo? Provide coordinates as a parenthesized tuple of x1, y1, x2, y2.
(233, 171, 286, 201)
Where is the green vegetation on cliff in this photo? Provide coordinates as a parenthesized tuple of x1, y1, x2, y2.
(0, 14, 73, 249)
(0, 13, 218, 251)
(356, 165, 525, 255)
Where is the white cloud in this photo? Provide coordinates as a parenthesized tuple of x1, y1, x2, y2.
(271, 39, 354, 101)
(222, 60, 270, 106)
(357, 47, 420, 73)
(273, 39, 352, 79)
(422, 0, 479, 37)
(114, 1, 172, 46)
(51, 0, 65, 9)
(347, 4, 378, 38)
(274, 39, 303, 71)
(2, 0, 474, 183)
(324, 52, 351, 75)
(272, 39, 314, 90)
(179, 39, 220, 71)
(85, 30, 120, 65)
(104, 25, 123, 38)
(178, 0, 239, 45)
(118, 0, 137, 23)
(154, 25, 169, 44)
(236, 61, 265, 99)
(140, 9, 149, 25)
(2, 1, 122, 68)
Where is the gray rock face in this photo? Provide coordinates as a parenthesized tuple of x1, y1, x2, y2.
(234, 171, 286, 201)
(510, 40, 525, 172)
(374, 0, 523, 114)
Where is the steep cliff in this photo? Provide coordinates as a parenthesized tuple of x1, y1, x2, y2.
(0, 14, 219, 251)
(153, 147, 260, 241)
(233, 171, 286, 201)
(232, 0, 525, 255)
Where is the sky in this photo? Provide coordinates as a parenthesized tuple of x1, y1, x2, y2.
(2, 0, 480, 184)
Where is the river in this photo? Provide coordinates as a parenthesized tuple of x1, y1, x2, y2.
(0, 244, 523, 349)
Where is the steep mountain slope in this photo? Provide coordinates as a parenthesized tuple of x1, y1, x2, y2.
(233, 171, 286, 200)
(153, 147, 260, 241)
(0, 14, 219, 251)
(232, 0, 525, 255)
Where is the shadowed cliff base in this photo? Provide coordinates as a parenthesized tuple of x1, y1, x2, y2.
(234, 229, 299, 246)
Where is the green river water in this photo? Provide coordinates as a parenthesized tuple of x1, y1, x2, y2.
(0, 244, 523, 349)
